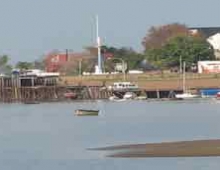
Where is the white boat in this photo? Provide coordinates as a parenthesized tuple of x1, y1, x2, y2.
(109, 95, 119, 101)
(108, 82, 141, 100)
(134, 96, 147, 100)
(175, 62, 199, 99)
(123, 92, 137, 99)
(109, 96, 127, 102)
(109, 95, 126, 102)
(175, 93, 199, 99)
(107, 82, 139, 91)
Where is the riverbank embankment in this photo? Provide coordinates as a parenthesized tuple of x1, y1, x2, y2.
(1, 73, 220, 102)
(60, 73, 220, 90)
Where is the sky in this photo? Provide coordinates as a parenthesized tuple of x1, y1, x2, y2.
(0, 0, 219, 64)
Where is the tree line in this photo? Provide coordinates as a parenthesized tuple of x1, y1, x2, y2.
(0, 23, 215, 75)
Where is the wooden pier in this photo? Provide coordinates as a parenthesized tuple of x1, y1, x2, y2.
(0, 75, 62, 103)
(0, 72, 208, 103)
(65, 86, 112, 100)
(0, 75, 113, 103)
(0, 75, 193, 103)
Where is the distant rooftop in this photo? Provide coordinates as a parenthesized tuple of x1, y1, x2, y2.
(190, 27, 220, 38)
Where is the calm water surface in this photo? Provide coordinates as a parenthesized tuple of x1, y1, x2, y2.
(0, 99, 220, 169)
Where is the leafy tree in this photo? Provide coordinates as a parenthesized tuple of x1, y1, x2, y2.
(0, 55, 9, 66)
(16, 61, 33, 70)
(84, 45, 145, 72)
(0, 55, 12, 74)
(142, 23, 214, 70)
(33, 60, 45, 70)
(142, 23, 190, 50)
(101, 46, 145, 71)
(145, 35, 214, 69)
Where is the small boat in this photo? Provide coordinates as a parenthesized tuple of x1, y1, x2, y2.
(75, 109, 99, 116)
(134, 96, 147, 100)
(175, 93, 199, 100)
(175, 62, 200, 100)
(109, 95, 127, 102)
(23, 101, 40, 104)
(64, 92, 77, 99)
(123, 92, 136, 99)
(216, 92, 220, 100)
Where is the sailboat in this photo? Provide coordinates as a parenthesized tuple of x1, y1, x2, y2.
(175, 62, 199, 99)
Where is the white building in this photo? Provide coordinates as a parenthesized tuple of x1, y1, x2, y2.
(198, 61, 220, 73)
(207, 33, 220, 59)
(190, 27, 220, 59)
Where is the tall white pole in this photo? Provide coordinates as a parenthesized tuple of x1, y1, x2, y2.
(96, 15, 102, 74)
(79, 59, 82, 76)
(122, 60, 126, 81)
(179, 55, 182, 73)
(183, 61, 186, 93)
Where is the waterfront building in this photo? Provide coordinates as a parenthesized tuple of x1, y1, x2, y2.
(190, 27, 220, 59)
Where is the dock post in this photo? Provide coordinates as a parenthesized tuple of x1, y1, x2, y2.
(145, 90, 148, 99)
(156, 90, 160, 99)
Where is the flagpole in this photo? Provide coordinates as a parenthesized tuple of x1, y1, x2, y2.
(96, 15, 102, 74)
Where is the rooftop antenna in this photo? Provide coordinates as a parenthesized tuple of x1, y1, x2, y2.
(96, 15, 102, 74)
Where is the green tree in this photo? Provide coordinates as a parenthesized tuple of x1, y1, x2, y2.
(142, 23, 190, 50)
(0, 55, 9, 66)
(101, 46, 145, 71)
(16, 61, 33, 70)
(142, 23, 214, 69)
(0, 55, 12, 74)
(84, 45, 145, 72)
(33, 60, 45, 70)
(145, 35, 214, 69)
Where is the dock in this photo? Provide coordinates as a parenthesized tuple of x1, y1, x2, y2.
(1, 72, 220, 103)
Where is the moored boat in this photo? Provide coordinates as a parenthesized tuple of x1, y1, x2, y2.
(108, 82, 141, 99)
(123, 92, 137, 99)
(216, 92, 220, 100)
(23, 101, 40, 104)
(175, 93, 199, 100)
(108, 82, 139, 92)
(175, 62, 200, 100)
(75, 109, 99, 116)
(64, 92, 77, 99)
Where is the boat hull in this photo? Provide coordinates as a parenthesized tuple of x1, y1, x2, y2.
(175, 93, 200, 99)
(75, 109, 99, 116)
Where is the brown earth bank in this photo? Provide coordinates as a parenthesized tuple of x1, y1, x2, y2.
(60, 73, 220, 90)
(91, 139, 220, 158)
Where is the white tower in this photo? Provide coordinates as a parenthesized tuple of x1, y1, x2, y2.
(96, 15, 102, 74)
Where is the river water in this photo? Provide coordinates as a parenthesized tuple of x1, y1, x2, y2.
(0, 99, 220, 169)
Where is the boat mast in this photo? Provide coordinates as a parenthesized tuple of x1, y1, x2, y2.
(183, 61, 186, 93)
(96, 15, 102, 74)
(179, 55, 182, 73)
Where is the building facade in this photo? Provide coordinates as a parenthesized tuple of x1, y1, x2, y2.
(190, 27, 220, 59)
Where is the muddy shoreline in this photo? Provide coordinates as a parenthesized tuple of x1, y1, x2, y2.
(91, 139, 220, 158)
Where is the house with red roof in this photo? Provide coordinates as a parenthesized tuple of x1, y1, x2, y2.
(45, 50, 97, 73)
(45, 53, 68, 72)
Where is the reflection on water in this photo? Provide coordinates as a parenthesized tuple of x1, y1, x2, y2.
(0, 99, 220, 169)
